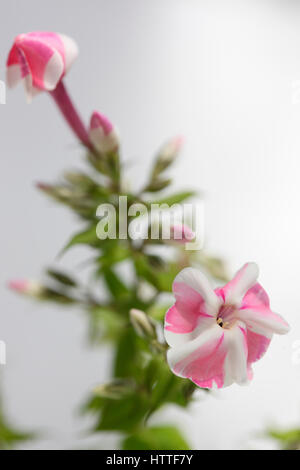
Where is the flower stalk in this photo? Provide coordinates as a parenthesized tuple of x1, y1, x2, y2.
(50, 81, 92, 150)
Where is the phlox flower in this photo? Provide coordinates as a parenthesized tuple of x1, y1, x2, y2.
(164, 263, 290, 389)
(7, 31, 78, 100)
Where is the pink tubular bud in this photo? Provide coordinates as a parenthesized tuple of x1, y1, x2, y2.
(170, 224, 195, 244)
(89, 111, 119, 154)
(8, 280, 44, 297)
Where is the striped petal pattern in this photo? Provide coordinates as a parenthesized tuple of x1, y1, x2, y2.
(6, 32, 78, 100)
(164, 263, 290, 389)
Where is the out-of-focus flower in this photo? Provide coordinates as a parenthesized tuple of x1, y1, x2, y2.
(6, 31, 78, 100)
(164, 263, 290, 389)
(170, 224, 195, 244)
(89, 111, 119, 154)
(8, 280, 44, 297)
(6, 31, 92, 149)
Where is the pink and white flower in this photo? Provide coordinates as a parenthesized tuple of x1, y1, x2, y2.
(6, 31, 93, 149)
(164, 263, 290, 389)
(6, 31, 78, 100)
(89, 111, 119, 154)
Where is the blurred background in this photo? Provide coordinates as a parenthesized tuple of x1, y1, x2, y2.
(0, 0, 300, 449)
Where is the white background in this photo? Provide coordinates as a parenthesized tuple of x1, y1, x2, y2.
(0, 0, 300, 449)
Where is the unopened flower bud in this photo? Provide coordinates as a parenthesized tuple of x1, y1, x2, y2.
(36, 182, 73, 200)
(8, 280, 45, 298)
(89, 111, 119, 154)
(93, 379, 134, 399)
(152, 136, 184, 177)
(170, 224, 195, 244)
(159, 135, 184, 163)
(130, 308, 157, 339)
(63, 172, 95, 189)
(9, 279, 75, 304)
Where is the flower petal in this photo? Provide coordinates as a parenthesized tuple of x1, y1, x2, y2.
(6, 64, 21, 88)
(164, 268, 220, 346)
(167, 324, 226, 389)
(223, 324, 248, 386)
(7, 32, 78, 94)
(6, 43, 21, 87)
(18, 36, 64, 90)
(246, 328, 271, 364)
(57, 33, 78, 73)
(241, 282, 269, 309)
(164, 305, 215, 347)
(236, 307, 290, 336)
(43, 49, 65, 90)
(173, 267, 221, 318)
(221, 262, 259, 305)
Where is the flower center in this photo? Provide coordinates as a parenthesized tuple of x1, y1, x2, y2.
(216, 304, 237, 329)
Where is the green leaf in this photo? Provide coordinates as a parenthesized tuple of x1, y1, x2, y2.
(143, 357, 193, 414)
(102, 268, 130, 300)
(88, 306, 124, 343)
(61, 225, 99, 254)
(97, 244, 131, 270)
(155, 263, 180, 292)
(114, 328, 140, 379)
(0, 402, 34, 450)
(46, 269, 77, 287)
(150, 191, 196, 206)
(144, 178, 172, 193)
(96, 395, 148, 432)
(134, 254, 160, 290)
(268, 429, 300, 450)
(134, 254, 179, 293)
(122, 425, 190, 450)
(148, 304, 171, 322)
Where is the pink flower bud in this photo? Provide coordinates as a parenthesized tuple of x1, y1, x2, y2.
(159, 135, 184, 162)
(170, 224, 195, 244)
(8, 280, 44, 297)
(6, 31, 78, 101)
(89, 111, 119, 153)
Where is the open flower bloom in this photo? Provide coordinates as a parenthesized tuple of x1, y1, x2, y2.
(6, 31, 78, 100)
(164, 263, 290, 389)
(89, 111, 119, 154)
